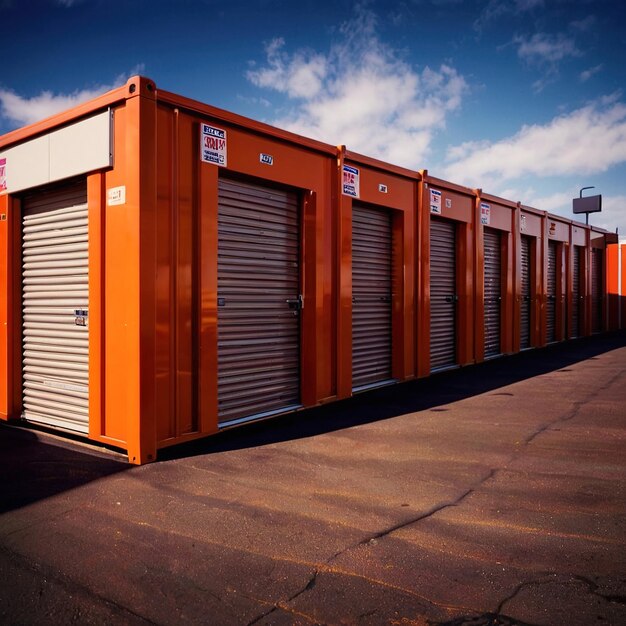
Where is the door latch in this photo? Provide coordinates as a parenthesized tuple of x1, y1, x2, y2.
(286, 294, 304, 311)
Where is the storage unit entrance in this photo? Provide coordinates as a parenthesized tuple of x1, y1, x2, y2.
(591, 248, 603, 333)
(351, 203, 392, 389)
(520, 235, 532, 349)
(571, 246, 583, 338)
(430, 218, 457, 371)
(21, 179, 89, 434)
(546, 241, 558, 343)
(217, 178, 302, 424)
(483, 227, 502, 358)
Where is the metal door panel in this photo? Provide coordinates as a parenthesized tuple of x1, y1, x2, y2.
(430, 218, 456, 370)
(572, 247, 581, 338)
(21, 179, 89, 434)
(591, 248, 602, 333)
(483, 228, 501, 357)
(546, 241, 557, 343)
(352, 204, 392, 389)
(520, 236, 531, 349)
(218, 178, 300, 423)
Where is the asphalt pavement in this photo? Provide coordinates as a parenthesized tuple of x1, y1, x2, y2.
(1, 332, 625, 625)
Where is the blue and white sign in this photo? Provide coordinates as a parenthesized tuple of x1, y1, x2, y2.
(342, 164, 360, 198)
(430, 188, 442, 214)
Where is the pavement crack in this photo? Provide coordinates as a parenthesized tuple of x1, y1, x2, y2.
(246, 569, 319, 626)
(573, 574, 626, 605)
(350, 468, 498, 549)
(496, 576, 555, 614)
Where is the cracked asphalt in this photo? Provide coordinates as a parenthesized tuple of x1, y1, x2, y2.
(1, 331, 625, 626)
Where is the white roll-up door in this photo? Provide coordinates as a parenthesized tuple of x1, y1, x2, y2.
(21, 179, 89, 434)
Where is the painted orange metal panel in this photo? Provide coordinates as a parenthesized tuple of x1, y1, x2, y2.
(572, 225, 586, 246)
(197, 159, 219, 435)
(622, 244, 626, 330)
(0, 194, 9, 419)
(606, 243, 619, 331)
(87, 174, 104, 441)
(547, 217, 569, 243)
(520, 210, 542, 238)
(457, 221, 475, 365)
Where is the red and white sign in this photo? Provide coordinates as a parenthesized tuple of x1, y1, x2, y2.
(480, 202, 491, 225)
(201, 124, 227, 166)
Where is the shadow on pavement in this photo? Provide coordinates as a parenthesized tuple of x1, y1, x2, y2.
(1, 331, 623, 512)
(0, 425, 129, 514)
(160, 330, 626, 460)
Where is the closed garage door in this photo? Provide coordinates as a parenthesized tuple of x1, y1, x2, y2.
(484, 228, 501, 358)
(572, 247, 581, 338)
(546, 241, 557, 343)
(430, 218, 456, 371)
(21, 179, 89, 434)
(217, 178, 301, 424)
(352, 204, 392, 389)
(591, 248, 603, 333)
(520, 236, 531, 349)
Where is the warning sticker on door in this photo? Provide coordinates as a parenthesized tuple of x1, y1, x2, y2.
(480, 202, 491, 225)
(342, 164, 360, 198)
(201, 124, 227, 167)
(0, 158, 6, 191)
(430, 189, 442, 214)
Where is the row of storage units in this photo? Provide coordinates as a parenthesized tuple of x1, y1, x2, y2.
(0, 76, 622, 463)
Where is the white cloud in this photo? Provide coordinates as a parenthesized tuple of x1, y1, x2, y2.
(595, 195, 626, 234)
(0, 66, 145, 128)
(515, 32, 581, 65)
(247, 5, 467, 168)
(444, 98, 626, 186)
(580, 64, 603, 83)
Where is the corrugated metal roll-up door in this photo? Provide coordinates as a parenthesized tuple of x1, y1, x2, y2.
(546, 241, 557, 343)
(520, 236, 531, 349)
(21, 179, 89, 434)
(217, 178, 301, 424)
(352, 204, 392, 389)
(571, 247, 581, 338)
(430, 218, 457, 371)
(483, 228, 501, 358)
(591, 248, 603, 333)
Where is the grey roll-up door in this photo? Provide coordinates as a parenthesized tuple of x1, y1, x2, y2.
(572, 247, 581, 338)
(591, 248, 603, 333)
(430, 218, 457, 371)
(21, 179, 89, 434)
(483, 228, 501, 358)
(546, 241, 557, 343)
(520, 236, 531, 349)
(352, 203, 392, 389)
(217, 178, 301, 424)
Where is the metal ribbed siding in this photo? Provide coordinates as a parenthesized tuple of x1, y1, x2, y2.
(591, 248, 603, 333)
(21, 179, 89, 434)
(217, 178, 301, 424)
(572, 247, 581, 338)
(520, 236, 531, 349)
(483, 228, 501, 358)
(352, 204, 392, 389)
(546, 241, 557, 343)
(430, 218, 456, 371)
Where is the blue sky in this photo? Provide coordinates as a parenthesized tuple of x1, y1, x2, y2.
(1, 0, 625, 232)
